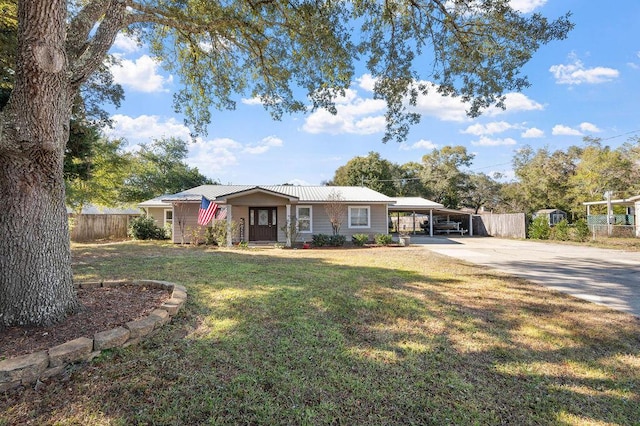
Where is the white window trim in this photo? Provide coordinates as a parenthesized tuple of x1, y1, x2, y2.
(296, 205, 313, 233)
(164, 209, 173, 227)
(348, 205, 371, 229)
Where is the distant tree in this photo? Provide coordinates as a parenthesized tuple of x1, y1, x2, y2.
(328, 152, 396, 196)
(420, 145, 474, 208)
(568, 137, 638, 215)
(66, 138, 133, 211)
(511, 145, 578, 214)
(462, 172, 503, 213)
(1, 0, 573, 326)
(390, 162, 428, 197)
(118, 137, 216, 203)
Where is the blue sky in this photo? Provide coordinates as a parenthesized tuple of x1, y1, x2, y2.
(103, 0, 640, 186)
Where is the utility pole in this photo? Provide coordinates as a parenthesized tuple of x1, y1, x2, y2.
(606, 190, 613, 236)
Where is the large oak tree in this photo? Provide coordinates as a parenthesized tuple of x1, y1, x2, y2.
(0, 0, 572, 326)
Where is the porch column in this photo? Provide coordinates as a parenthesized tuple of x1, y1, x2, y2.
(226, 204, 233, 247)
(286, 204, 292, 247)
(468, 213, 473, 236)
(636, 201, 640, 237)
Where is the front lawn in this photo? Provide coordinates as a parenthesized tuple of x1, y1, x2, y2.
(2, 241, 639, 425)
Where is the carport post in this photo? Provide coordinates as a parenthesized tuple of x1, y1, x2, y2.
(429, 209, 433, 236)
(412, 211, 416, 234)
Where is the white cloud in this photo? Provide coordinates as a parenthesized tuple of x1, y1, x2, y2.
(509, 0, 546, 13)
(187, 138, 240, 176)
(243, 135, 284, 154)
(286, 178, 313, 186)
(471, 136, 517, 147)
(302, 90, 386, 135)
(241, 97, 264, 106)
(485, 93, 544, 116)
(579, 122, 601, 133)
(105, 114, 192, 145)
(112, 33, 140, 54)
(357, 74, 377, 92)
(521, 127, 544, 138)
(410, 82, 469, 122)
(303, 76, 543, 135)
(110, 54, 173, 93)
(462, 121, 516, 136)
(400, 139, 438, 151)
(552, 124, 583, 136)
(549, 56, 619, 85)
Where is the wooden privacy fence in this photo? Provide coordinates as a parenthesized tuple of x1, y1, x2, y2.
(69, 214, 139, 242)
(473, 213, 526, 239)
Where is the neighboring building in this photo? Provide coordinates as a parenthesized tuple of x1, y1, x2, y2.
(583, 194, 640, 237)
(139, 185, 395, 245)
(533, 209, 567, 226)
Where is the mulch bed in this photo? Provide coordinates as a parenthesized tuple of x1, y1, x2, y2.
(0, 285, 170, 359)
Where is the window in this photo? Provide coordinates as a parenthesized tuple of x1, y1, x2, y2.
(164, 209, 173, 227)
(296, 206, 312, 233)
(349, 206, 370, 228)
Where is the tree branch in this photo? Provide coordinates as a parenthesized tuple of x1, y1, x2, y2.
(69, 0, 128, 87)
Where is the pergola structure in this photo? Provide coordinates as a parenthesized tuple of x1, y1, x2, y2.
(388, 197, 474, 237)
(583, 194, 640, 237)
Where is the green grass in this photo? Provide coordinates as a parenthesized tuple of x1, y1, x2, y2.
(2, 241, 639, 425)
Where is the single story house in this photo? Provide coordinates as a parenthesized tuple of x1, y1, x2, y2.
(139, 185, 395, 245)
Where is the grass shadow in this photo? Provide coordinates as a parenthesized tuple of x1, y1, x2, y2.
(2, 242, 638, 425)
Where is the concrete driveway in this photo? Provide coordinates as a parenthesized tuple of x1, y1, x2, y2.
(413, 236, 640, 318)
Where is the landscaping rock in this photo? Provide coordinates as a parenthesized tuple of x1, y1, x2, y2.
(48, 337, 94, 367)
(94, 327, 131, 351)
(0, 351, 48, 384)
(125, 317, 156, 339)
(149, 309, 170, 327)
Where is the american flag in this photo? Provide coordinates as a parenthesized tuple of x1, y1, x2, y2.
(197, 196, 218, 226)
(216, 207, 228, 220)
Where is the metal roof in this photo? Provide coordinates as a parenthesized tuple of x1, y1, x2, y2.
(138, 195, 172, 208)
(67, 204, 143, 215)
(583, 195, 640, 206)
(388, 197, 444, 210)
(157, 185, 394, 204)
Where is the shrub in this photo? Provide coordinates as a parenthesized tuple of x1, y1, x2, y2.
(352, 233, 370, 246)
(528, 216, 550, 240)
(281, 217, 301, 248)
(571, 219, 590, 242)
(312, 234, 331, 247)
(375, 233, 394, 245)
(207, 220, 238, 246)
(329, 234, 346, 247)
(128, 216, 167, 240)
(550, 219, 570, 241)
(188, 226, 206, 246)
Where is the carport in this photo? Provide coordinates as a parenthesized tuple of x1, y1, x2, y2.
(389, 197, 474, 236)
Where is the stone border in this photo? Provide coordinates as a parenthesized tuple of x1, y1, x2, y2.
(0, 280, 186, 392)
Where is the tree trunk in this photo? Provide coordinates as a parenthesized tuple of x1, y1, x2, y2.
(0, 0, 78, 327)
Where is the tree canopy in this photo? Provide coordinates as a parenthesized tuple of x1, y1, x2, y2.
(93, 0, 571, 141)
(327, 137, 640, 216)
(118, 137, 215, 203)
(0, 0, 573, 327)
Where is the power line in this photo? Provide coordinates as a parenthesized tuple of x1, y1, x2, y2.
(601, 129, 640, 141)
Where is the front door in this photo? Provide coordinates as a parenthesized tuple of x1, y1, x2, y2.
(249, 207, 278, 241)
